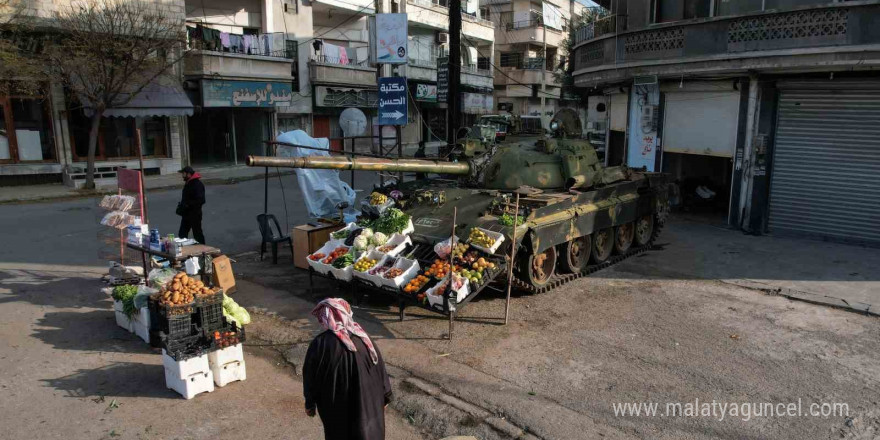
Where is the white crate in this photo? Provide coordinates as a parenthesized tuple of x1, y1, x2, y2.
(113, 299, 124, 312)
(307, 243, 349, 275)
(426, 274, 469, 310)
(328, 263, 354, 282)
(114, 309, 133, 333)
(210, 360, 247, 387)
(353, 250, 389, 286)
(381, 257, 420, 290)
(208, 343, 244, 367)
(162, 350, 210, 379)
(376, 233, 411, 258)
(325, 222, 358, 247)
(165, 367, 214, 399)
(467, 227, 506, 255)
(433, 235, 460, 259)
(132, 319, 150, 343)
(132, 306, 150, 327)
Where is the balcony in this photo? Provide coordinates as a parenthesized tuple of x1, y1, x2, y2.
(309, 56, 376, 87)
(497, 19, 565, 47)
(406, 0, 495, 42)
(184, 50, 293, 81)
(571, 3, 880, 86)
(495, 67, 555, 87)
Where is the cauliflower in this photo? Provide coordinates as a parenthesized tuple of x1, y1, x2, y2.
(353, 234, 369, 250)
(360, 228, 374, 239)
(371, 232, 388, 246)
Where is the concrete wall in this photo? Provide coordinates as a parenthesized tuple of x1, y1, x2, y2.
(185, 0, 261, 32)
(184, 51, 293, 81)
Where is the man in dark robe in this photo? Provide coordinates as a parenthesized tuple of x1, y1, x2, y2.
(177, 166, 206, 244)
(303, 298, 393, 440)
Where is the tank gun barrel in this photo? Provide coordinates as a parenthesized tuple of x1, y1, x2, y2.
(246, 155, 471, 175)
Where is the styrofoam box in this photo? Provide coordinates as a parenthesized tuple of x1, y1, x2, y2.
(114, 309, 133, 333)
(426, 274, 469, 310)
(132, 319, 149, 343)
(211, 360, 247, 387)
(468, 227, 506, 255)
(113, 299, 124, 312)
(208, 343, 244, 367)
(382, 257, 420, 290)
(353, 250, 389, 287)
(328, 263, 354, 282)
(376, 233, 411, 258)
(325, 222, 358, 247)
(162, 350, 210, 379)
(165, 367, 214, 399)
(401, 219, 414, 235)
(307, 243, 349, 275)
(132, 306, 150, 327)
(433, 236, 460, 259)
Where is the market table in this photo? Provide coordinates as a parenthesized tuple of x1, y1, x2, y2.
(126, 242, 223, 284)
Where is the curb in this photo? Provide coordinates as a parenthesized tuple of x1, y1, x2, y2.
(721, 279, 876, 317)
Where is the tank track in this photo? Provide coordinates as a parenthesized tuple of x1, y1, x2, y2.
(509, 213, 667, 294)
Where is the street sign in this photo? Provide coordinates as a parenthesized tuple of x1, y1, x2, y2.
(378, 77, 407, 126)
(376, 14, 408, 64)
(437, 57, 449, 103)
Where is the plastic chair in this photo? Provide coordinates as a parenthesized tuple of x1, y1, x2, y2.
(257, 214, 292, 264)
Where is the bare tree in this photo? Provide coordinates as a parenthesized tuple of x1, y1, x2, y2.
(44, 0, 186, 188)
(0, 0, 46, 97)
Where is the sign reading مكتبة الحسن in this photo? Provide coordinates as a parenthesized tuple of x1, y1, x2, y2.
(201, 80, 293, 108)
(378, 77, 407, 126)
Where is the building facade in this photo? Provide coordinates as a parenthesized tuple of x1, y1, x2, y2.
(0, 0, 191, 187)
(481, 0, 586, 130)
(571, 0, 880, 246)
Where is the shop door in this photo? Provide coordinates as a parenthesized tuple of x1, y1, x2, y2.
(769, 83, 880, 245)
(313, 115, 342, 152)
(189, 109, 233, 165)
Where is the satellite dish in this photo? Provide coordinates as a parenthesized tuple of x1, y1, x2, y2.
(339, 108, 367, 137)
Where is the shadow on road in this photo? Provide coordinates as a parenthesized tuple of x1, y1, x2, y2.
(33, 310, 155, 354)
(0, 269, 107, 309)
(41, 362, 177, 400)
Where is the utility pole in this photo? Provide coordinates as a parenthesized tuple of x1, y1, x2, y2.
(447, 0, 462, 153)
(539, 9, 547, 133)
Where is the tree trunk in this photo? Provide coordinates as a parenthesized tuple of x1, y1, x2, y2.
(85, 110, 103, 189)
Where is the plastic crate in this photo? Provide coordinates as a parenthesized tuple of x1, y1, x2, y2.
(161, 333, 209, 362)
(194, 291, 224, 332)
(147, 297, 161, 331)
(165, 367, 214, 399)
(156, 301, 196, 339)
(208, 319, 246, 351)
(210, 359, 246, 387)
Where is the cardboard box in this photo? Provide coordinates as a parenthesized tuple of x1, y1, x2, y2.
(292, 223, 340, 269)
(212, 255, 236, 294)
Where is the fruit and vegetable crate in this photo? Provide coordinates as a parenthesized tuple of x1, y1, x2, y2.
(161, 333, 209, 361)
(157, 302, 196, 339)
(208, 319, 246, 351)
(194, 290, 224, 332)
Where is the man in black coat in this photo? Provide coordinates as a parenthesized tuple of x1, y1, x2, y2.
(177, 166, 206, 244)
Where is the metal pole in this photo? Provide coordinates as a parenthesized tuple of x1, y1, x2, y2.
(540, 18, 547, 133)
(135, 128, 148, 224)
(448, 206, 457, 340)
(504, 193, 520, 325)
(396, 126, 402, 183)
(448, 0, 462, 152)
(264, 142, 269, 215)
(230, 111, 238, 166)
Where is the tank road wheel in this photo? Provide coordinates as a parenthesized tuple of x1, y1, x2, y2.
(614, 222, 634, 254)
(634, 215, 654, 247)
(591, 228, 614, 263)
(519, 247, 557, 288)
(558, 235, 591, 273)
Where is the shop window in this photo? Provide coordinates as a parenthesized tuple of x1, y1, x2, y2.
(0, 95, 57, 162)
(69, 109, 169, 160)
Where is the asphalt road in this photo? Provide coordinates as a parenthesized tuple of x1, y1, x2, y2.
(0, 171, 379, 267)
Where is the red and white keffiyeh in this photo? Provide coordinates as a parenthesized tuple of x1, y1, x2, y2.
(311, 298, 378, 364)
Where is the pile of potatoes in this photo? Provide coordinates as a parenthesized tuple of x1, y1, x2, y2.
(153, 272, 219, 311)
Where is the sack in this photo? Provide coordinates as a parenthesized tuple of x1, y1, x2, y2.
(176, 202, 185, 216)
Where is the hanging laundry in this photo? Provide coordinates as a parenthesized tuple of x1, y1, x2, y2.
(338, 46, 350, 65)
(219, 32, 231, 50)
(243, 34, 255, 54)
(229, 34, 244, 53)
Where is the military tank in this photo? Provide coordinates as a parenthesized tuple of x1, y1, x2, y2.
(248, 120, 669, 292)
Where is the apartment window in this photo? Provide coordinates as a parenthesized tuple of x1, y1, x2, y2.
(480, 6, 490, 20)
(499, 52, 523, 68)
(478, 56, 491, 70)
(0, 94, 57, 163)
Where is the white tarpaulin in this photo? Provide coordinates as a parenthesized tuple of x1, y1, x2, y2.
(275, 130, 358, 220)
(542, 3, 563, 30)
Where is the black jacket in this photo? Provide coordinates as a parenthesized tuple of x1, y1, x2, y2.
(180, 176, 205, 216)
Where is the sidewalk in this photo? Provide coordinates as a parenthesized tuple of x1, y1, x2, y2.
(0, 165, 286, 203)
(621, 217, 880, 315)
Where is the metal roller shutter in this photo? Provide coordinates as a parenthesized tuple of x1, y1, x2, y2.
(769, 85, 880, 244)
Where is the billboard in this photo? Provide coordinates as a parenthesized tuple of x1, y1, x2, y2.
(376, 14, 408, 64)
(378, 77, 408, 126)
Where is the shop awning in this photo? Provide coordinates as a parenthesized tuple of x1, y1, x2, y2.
(81, 77, 194, 118)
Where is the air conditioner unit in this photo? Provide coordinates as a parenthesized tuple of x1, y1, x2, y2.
(436, 32, 449, 44)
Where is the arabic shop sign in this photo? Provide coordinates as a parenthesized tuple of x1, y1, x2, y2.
(437, 57, 449, 103)
(202, 80, 293, 108)
(378, 77, 407, 126)
(415, 83, 437, 102)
